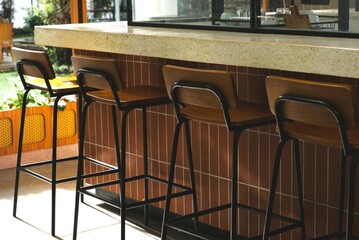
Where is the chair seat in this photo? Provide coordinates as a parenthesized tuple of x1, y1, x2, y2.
(87, 85, 170, 107)
(284, 121, 359, 149)
(26, 75, 79, 93)
(181, 101, 274, 126)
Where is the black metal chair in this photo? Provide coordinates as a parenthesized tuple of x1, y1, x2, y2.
(71, 55, 174, 240)
(12, 47, 80, 236)
(160, 65, 304, 240)
(264, 75, 359, 240)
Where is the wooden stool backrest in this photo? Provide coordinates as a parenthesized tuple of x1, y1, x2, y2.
(12, 47, 56, 79)
(266, 75, 356, 129)
(162, 65, 238, 109)
(71, 55, 124, 91)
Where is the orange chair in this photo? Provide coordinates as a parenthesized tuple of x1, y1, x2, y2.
(0, 22, 13, 63)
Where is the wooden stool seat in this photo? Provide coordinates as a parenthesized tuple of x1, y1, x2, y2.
(26, 75, 79, 92)
(180, 101, 273, 126)
(86, 85, 169, 106)
(284, 121, 359, 149)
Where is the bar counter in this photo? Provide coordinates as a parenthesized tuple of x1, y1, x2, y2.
(35, 22, 359, 239)
(36, 21, 359, 78)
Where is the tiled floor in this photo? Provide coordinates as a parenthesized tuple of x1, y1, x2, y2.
(0, 161, 160, 240)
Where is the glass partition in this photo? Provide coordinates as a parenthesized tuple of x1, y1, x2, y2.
(128, 0, 359, 37)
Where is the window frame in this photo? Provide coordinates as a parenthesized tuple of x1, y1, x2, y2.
(126, 0, 359, 39)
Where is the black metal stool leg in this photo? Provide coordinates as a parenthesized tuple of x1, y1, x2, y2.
(337, 150, 346, 240)
(184, 121, 199, 231)
(230, 129, 242, 240)
(293, 139, 306, 240)
(262, 139, 287, 240)
(50, 95, 62, 236)
(161, 120, 184, 240)
(346, 154, 359, 240)
(13, 89, 30, 218)
(142, 107, 149, 226)
(73, 100, 91, 240)
(120, 109, 130, 240)
(78, 96, 85, 204)
(111, 105, 121, 179)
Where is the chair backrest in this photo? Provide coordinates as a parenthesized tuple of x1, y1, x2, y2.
(266, 75, 356, 129)
(71, 55, 124, 91)
(162, 65, 238, 109)
(12, 47, 56, 79)
(0, 22, 13, 47)
(284, 15, 310, 29)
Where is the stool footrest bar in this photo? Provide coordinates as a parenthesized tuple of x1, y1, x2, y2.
(168, 203, 231, 224)
(83, 156, 117, 170)
(166, 202, 303, 240)
(20, 155, 78, 169)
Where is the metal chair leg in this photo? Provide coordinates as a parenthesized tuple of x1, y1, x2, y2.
(262, 139, 287, 240)
(120, 109, 130, 240)
(346, 154, 359, 240)
(73, 100, 91, 240)
(13, 89, 30, 218)
(142, 107, 149, 226)
(161, 120, 184, 240)
(293, 139, 306, 240)
(184, 121, 199, 231)
(50, 95, 62, 236)
(230, 130, 242, 240)
(338, 150, 346, 239)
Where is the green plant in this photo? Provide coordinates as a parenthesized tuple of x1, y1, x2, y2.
(23, 7, 46, 33)
(0, 73, 50, 110)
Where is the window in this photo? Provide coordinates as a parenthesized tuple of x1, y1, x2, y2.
(128, 0, 359, 37)
(86, 0, 126, 22)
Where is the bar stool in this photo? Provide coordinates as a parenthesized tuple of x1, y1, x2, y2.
(71, 55, 173, 240)
(263, 75, 359, 240)
(12, 47, 80, 236)
(160, 65, 304, 240)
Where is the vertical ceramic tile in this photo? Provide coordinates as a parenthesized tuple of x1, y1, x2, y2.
(219, 125, 229, 179)
(259, 132, 270, 190)
(304, 201, 315, 239)
(315, 204, 327, 238)
(201, 173, 210, 224)
(200, 122, 209, 174)
(191, 121, 201, 172)
(135, 110, 143, 156)
(280, 194, 293, 240)
(219, 178, 230, 230)
(209, 124, 219, 176)
(303, 142, 315, 202)
(149, 112, 159, 160)
(248, 131, 259, 187)
(315, 145, 328, 204)
(209, 175, 219, 227)
(280, 139, 292, 195)
(248, 187, 260, 237)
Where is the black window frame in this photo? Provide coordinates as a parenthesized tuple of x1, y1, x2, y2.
(126, 0, 359, 39)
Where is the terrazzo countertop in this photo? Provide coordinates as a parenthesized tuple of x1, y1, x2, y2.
(35, 21, 359, 78)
